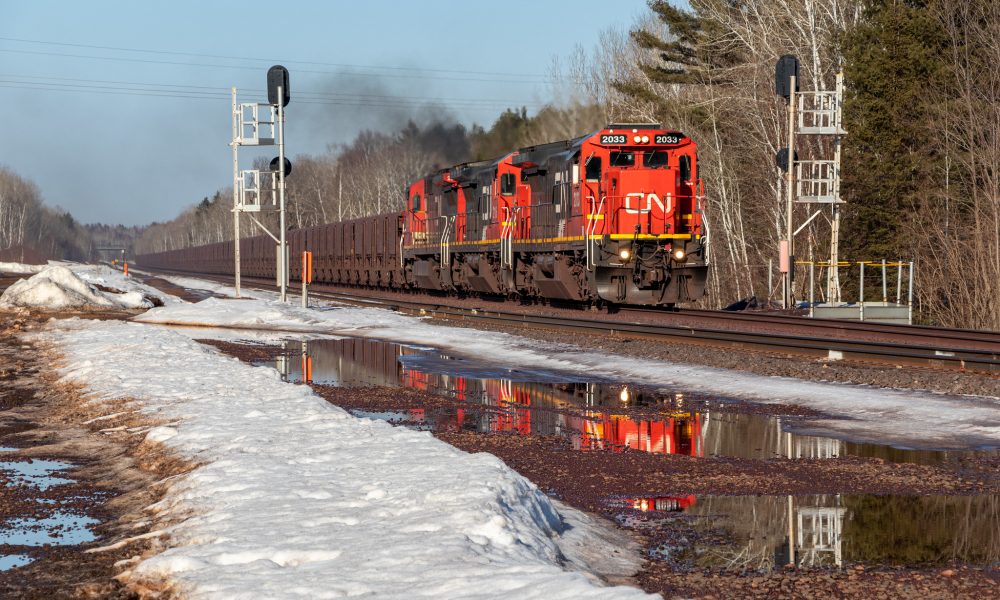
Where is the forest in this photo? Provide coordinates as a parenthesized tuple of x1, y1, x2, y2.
(4, 0, 997, 328)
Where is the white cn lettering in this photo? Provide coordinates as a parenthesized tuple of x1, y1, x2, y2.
(624, 192, 673, 214)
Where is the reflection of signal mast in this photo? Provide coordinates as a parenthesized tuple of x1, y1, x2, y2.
(797, 504, 846, 567)
(777, 420, 843, 459)
(785, 495, 846, 568)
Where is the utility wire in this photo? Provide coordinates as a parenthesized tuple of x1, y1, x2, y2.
(0, 47, 554, 85)
(0, 35, 549, 80)
(0, 81, 534, 112)
(0, 73, 542, 107)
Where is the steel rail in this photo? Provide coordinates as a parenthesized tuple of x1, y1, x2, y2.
(625, 306, 1000, 348)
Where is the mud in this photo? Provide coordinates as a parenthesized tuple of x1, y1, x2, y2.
(0, 309, 190, 598)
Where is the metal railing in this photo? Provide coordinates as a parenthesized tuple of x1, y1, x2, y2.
(798, 259, 915, 323)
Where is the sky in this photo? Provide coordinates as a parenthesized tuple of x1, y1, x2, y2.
(1, 0, 654, 226)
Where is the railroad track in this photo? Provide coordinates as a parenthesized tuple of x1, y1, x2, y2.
(139, 269, 1000, 376)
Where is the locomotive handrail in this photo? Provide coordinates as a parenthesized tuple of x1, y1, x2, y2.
(500, 205, 519, 271)
(439, 215, 455, 272)
(585, 195, 606, 271)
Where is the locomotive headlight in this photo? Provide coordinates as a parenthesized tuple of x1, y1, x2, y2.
(633, 135, 642, 143)
(641, 135, 649, 143)
(673, 248, 686, 261)
(619, 247, 631, 261)
(620, 386, 630, 403)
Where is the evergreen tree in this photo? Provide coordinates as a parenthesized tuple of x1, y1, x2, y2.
(840, 0, 950, 260)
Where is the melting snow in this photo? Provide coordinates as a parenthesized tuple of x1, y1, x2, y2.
(0, 261, 47, 275)
(0, 265, 175, 310)
(42, 319, 651, 599)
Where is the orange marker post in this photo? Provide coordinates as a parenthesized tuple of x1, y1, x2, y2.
(301, 251, 313, 308)
(123, 261, 129, 277)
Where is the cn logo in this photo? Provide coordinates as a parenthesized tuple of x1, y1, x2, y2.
(624, 192, 673, 215)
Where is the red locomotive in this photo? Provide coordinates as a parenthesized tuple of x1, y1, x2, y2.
(138, 124, 708, 306)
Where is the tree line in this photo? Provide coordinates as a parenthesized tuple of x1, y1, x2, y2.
(133, 0, 1000, 328)
(0, 165, 98, 263)
(571, 0, 996, 328)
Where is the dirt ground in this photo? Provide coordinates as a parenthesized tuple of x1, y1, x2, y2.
(0, 308, 188, 599)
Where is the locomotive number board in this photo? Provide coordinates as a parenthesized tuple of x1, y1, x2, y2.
(598, 133, 687, 145)
(654, 134, 685, 144)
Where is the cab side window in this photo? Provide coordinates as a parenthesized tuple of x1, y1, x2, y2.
(500, 173, 516, 196)
(679, 156, 691, 182)
(585, 156, 602, 181)
(411, 194, 421, 211)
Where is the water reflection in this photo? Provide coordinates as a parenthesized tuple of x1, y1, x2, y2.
(1, 459, 74, 491)
(616, 494, 1000, 572)
(0, 554, 32, 571)
(0, 512, 97, 547)
(261, 338, 980, 464)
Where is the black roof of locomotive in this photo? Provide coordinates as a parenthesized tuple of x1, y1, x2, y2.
(512, 135, 588, 168)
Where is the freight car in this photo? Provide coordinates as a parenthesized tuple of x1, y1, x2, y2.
(138, 124, 708, 306)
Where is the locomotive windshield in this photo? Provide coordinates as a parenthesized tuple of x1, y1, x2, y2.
(609, 151, 635, 168)
(643, 151, 669, 169)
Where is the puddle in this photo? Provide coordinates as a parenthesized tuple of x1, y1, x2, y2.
(259, 338, 994, 465)
(0, 554, 33, 571)
(612, 493, 1000, 572)
(0, 457, 102, 554)
(1, 459, 74, 490)
(0, 512, 98, 546)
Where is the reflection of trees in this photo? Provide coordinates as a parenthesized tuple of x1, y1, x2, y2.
(684, 494, 1000, 572)
(842, 495, 1000, 564)
(688, 495, 797, 572)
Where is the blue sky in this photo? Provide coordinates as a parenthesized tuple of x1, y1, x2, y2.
(2, 0, 654, 226)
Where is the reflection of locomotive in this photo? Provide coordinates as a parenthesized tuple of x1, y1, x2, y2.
(283, 338, 706, 457)
(138, 125, 707, 306)
(630, 495, 697, 512)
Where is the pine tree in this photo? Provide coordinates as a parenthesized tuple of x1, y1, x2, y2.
(840, 0, 950, 261)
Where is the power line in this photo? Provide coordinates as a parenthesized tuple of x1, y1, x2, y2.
(0, 35, 550, 80)
(0, 73, 543, 107)
(0, 47, 554, 85)
(0, 81, 535, 112)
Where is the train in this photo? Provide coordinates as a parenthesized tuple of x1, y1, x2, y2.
(138, 124, 708, 306)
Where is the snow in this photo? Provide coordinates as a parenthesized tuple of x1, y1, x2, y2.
(134, 297, 1000, 451)
(42, 318, 652, 599)
(0, 265, 176, 310)
(0, 261, 47, 275)
(138, 271, 262, 300)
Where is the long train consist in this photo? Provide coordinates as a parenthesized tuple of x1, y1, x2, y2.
(139, 124, 708, 306)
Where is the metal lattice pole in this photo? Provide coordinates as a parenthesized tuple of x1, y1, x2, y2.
(231, 88, 242, 298)
(784, 76, 797, 310)
(278, 85, 287, 303)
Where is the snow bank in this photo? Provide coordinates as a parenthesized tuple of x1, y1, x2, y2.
(135, 297, 1000, 450)
(72, 264, 181, 306)
(0, 265, 175, 310)
(44, 319, 651, 599)
(145, 272, 262, 300)
(0, 261, 47, 275)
